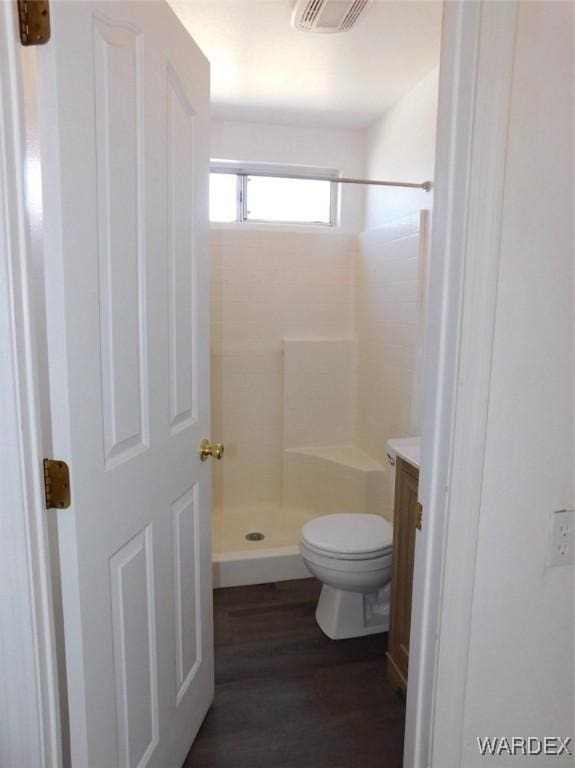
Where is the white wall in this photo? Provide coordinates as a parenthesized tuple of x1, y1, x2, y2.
(211, 118, 365, 232)
(353, 67, 439, 521)
(364, 67, 438, 229)
(461, 3, 574, 762)
(210, 228, 356, 516)
(210, 86, 440, 528)
(283, 339, 356, 449)
(210, 117, 361, 526)
(355, 213, 428, 519)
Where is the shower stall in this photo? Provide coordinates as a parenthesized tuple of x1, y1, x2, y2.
(209, 168, 428, 587)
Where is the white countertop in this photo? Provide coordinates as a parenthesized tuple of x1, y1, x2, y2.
(386, 437, 421, 470)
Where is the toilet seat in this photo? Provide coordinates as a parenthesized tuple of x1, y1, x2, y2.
(301, 513, 393, 561)
(300, 539, 392, 574)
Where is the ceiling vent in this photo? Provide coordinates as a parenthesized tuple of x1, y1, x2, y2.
(291, 0, 374, 33)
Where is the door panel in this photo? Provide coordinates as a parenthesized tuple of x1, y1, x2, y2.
(38, 3, 213, 766)
(167, 66, 198, 434)
(94, 14, 148, 468)
(110, 527, 158, 768)
(172, 484, 201, 704)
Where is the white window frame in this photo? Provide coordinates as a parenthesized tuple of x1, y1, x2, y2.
(210, 161, 339, 227)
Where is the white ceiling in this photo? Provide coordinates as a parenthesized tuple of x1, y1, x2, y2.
(169, 0, 442, 129)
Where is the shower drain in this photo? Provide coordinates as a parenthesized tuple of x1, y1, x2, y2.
(245, 531, 265, 542)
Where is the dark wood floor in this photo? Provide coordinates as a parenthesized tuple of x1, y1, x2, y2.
(183, 578, 405, 768)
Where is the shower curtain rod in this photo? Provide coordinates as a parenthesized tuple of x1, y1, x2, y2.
(210, 166, 432, 192)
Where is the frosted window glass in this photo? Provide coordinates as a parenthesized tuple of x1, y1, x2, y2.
(245, 176, 332, 224)
(209, 173, 237, 222)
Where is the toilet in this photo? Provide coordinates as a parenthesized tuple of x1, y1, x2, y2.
(299, 513, 393, 640)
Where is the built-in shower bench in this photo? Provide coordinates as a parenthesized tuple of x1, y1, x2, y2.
(283, 443, 385, 517)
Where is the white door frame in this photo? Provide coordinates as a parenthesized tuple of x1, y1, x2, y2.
(0, 1, 520, 767)
(0, 3, 62, 767)
(405, 2, 518, 767)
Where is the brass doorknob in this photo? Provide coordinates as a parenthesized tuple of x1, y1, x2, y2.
(199, 439, 224, 462)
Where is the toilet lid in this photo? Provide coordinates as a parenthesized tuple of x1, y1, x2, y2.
(301, 513, 393, 557)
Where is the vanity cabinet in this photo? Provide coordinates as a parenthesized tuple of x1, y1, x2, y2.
(387, 457, 419, 694)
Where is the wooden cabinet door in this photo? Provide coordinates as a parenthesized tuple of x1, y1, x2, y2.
(387, 459, 419, 693)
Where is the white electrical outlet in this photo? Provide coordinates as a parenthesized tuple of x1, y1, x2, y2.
(548, 509, 574, 568)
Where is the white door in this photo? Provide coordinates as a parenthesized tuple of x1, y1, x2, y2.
(38, 2, 213, 766)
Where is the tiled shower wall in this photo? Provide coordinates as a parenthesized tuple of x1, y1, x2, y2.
(355, 212, 428, 519)
(210, 73, 437, 528)
(210, 216, 426, 524)
(210, 228, 356, 511)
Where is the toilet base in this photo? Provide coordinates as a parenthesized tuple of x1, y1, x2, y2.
(315, 583, 390, 640)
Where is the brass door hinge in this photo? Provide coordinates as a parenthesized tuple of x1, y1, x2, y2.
(17, 0, 51, 46)
(43, 459, 71, 509)
(416, 502, 423, 531)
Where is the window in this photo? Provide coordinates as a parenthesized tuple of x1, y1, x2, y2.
(209, 164, 336, 226)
